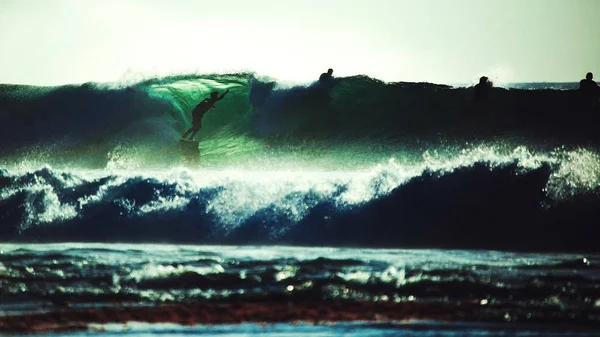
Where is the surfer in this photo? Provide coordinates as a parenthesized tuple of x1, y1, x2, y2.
(473, 76, 492, 103)
(319, 68, 334, 86)
(580, 72, 599, 96)
(313, 68, 338, 102)
(182, 89, 230, 140)
(579, 72, 600, 110)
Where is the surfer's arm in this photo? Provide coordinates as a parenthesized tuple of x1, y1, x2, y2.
(216, 89, 230, 102)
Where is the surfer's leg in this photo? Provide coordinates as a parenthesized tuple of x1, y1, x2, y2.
(188, 129, 200, 140)
(187, 122, 201, 140)
(187, 126, 201, 140)
(182, 127, 193, 139)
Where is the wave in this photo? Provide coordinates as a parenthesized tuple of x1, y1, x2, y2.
(1, 73, 599, 168)
(1, 145, 599, 251)
(1, 72, 599, 250)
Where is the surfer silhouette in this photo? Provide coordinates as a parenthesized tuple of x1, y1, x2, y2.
(473, 76, 492, 103)
(319, 68, 334, 86)
(579, 72, 600, 110)
(313, 68, 338, 102)
(580, 72, 599, 96)
(182, 89, 230, 140)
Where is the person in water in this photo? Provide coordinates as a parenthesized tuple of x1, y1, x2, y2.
(182, 89, 230, 140)
(315, 68, 338, 101)
(319, 68, 334, 85)
(473, 76, 492, 102)
(580, 72, 599, 97)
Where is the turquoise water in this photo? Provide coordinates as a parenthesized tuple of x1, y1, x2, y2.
(9, 322, 598, 337)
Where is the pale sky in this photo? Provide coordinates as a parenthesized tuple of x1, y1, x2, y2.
(1, 0, 599, 85)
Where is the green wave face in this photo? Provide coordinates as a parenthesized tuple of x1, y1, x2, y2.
(138, 74, 266, 167)
(141, 74, 253, 137)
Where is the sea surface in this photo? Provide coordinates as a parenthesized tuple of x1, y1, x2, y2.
(1, 244, 599, 335)
(1, 73, 599, 334)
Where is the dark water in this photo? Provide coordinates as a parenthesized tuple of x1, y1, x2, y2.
(1, 244, 599, 335)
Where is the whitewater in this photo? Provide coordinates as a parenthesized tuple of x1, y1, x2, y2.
(1, 143, 600, 250)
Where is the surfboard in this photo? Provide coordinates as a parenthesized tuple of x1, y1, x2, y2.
(179, 139, 199, 147)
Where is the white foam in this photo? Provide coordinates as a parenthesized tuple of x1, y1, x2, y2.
(2, 144, 599, 231)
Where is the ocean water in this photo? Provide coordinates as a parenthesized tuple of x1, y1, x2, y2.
(7, 322, 600, 337)
(1, 244, 599, 335)
(1, 73, 599, 334)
